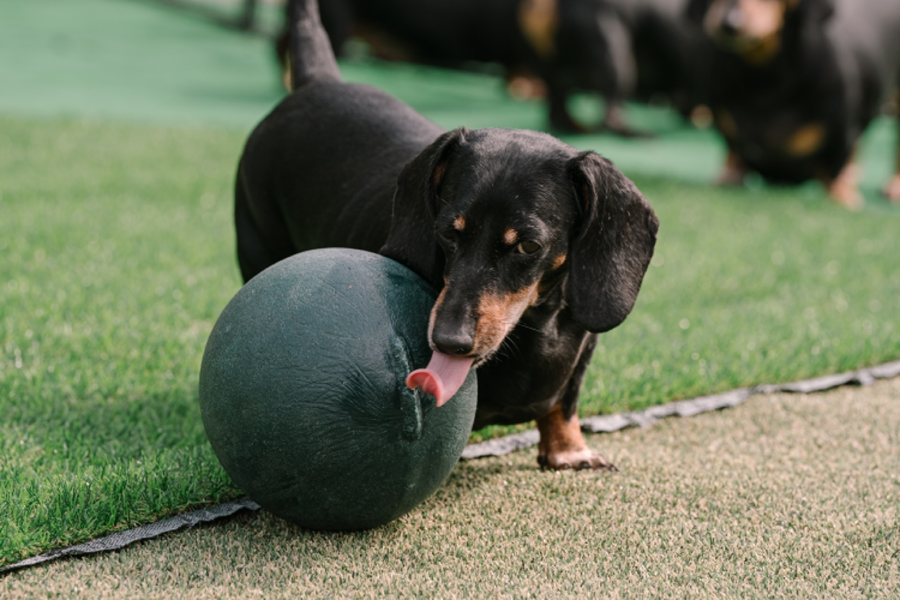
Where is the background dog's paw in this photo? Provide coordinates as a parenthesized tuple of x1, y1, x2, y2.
(828, 184, 864, 210)
(882, 175, 900, 203)
(714, 165, 747, 187)
(538, 449, 617, 471)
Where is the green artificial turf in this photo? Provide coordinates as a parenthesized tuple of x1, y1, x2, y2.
(2, 0, 899, 568)
(0, 116, 244, 563)
(2, 114, 898, 565)
(582, 178, 900, 412)
(6, 379, 900, 597)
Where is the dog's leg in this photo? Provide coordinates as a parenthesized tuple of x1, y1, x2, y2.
(601, 100, 652, 139)
(234, 177, 295, 282)
(536, 336, 615, 471)
(536, 405, 615, 471)
(715, 149, 748, 186)
(506, 69, 547, 100)
(821, 153, 863, 210)
(885, 172, 900, 203)
(547, 85, 587, 133)
(883, 107, 900, 202)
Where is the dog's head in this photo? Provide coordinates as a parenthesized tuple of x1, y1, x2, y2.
(381, 127, 659, 368)
(687, 0, 834, 62)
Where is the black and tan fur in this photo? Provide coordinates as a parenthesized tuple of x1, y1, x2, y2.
(687, 0, 900, 208)
(238, 0, 659, 470)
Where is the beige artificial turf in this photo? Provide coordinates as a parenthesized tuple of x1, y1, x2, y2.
(4, 378, 898, 598)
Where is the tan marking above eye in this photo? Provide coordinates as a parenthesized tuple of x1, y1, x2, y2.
(552, 254, 566, 269)
(453, 215, 466, 231)
(503, 229, 518, 245)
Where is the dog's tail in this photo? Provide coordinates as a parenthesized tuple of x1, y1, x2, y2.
(287, 0, 341, 90)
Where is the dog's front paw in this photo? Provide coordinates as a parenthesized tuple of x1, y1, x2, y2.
(538, 448, 617, 471)
(828, 182, 863, 210)
(715, 164, 747, 187)
(882, 175, 900, 203)
(714, 150, 748, 187)
(825, 162, 863, 210)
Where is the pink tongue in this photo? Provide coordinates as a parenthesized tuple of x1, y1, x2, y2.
(406, 352, 475, 407)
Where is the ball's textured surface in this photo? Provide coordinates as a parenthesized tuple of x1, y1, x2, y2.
(199, 249, 477, 531)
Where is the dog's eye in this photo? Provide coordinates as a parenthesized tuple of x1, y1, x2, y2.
(516, 241, 541, 255)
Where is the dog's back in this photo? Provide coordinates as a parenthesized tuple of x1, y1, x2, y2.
(235, 0, 443, 281)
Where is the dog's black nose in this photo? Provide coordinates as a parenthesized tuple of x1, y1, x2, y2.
(432, 329, 474, 357)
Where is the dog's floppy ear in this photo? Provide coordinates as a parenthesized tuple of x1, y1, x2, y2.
(380, 127, 469, 289)
(566, 152, 659, 333)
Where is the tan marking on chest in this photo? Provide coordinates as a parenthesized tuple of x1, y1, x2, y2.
(783, 123, 826, 157)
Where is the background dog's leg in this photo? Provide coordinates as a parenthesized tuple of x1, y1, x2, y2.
(715, 149, 748, 186)
(547, 85, 586, 133)
(883, 107, 900, 202)
(821, 152, 863, 210)
(602, 100, 652, 139)
(885, 173, 900, 203)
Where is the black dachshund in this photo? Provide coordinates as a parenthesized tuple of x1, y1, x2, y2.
(238, 0, 658, 470)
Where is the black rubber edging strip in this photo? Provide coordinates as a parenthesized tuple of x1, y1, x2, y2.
(0, 497, 261, 575)
(462, 360, 900, 459)
(4, 359, 899, 575)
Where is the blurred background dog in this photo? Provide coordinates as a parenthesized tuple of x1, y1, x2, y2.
(266, 0, 899, 208)
(687, 0, 900, 208)
(276, 0, 704, 135)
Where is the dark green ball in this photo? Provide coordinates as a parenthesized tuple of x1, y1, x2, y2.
(199, 249, 477, 531)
